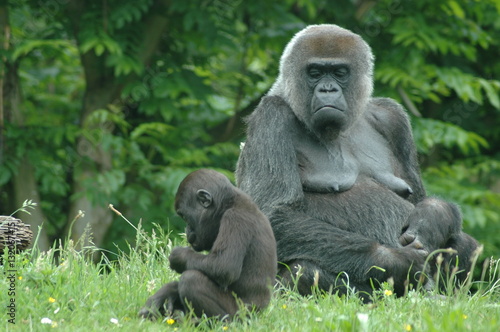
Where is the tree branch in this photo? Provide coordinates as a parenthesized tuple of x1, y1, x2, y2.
(397, 84, 422, 117)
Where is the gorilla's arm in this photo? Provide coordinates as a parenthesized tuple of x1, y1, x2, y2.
(170, 208, 251, 288)
(370, 99, 475, 256)
(236, 95, 424, 287)
(236, 96, 304, 213)
(368, 98, 426, 205)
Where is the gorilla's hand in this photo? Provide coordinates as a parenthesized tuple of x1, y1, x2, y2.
(390, 245, 428, 293)
(399, 220, 441, 253)
(372, 244, 428, 295)
(169, 246, 193, 273)
(138, 282, 180, 320)
(399, 231, 425, 250)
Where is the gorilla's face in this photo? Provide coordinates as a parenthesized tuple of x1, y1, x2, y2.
(307, 60, 350, 132)
(176, 196, 220, 252)
(175, 172, 224, 252)
(275, 24, 374, 138)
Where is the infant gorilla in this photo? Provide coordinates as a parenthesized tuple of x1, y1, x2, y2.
(138, 169, 277, 319)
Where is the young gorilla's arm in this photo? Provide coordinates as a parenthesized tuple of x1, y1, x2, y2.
(169, 208, 251, 288)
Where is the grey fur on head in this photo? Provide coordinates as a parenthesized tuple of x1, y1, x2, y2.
(269, 24, 374, 133)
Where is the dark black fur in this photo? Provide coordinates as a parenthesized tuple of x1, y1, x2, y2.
(236, 25, 478, 299)
(139, 169, 277, 319)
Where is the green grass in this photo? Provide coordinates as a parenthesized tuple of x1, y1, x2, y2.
(1, 221, 499, 332)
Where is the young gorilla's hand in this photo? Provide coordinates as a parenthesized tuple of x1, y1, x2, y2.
(400, 199, 461, 253)
(138, 282, 181, 320)
(169, 246, 193, 273)
(399, 230, 425, 250)
(399, 218, 445, 254)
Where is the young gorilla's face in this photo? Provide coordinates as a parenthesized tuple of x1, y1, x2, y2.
(175, 209, 199, 250)
(175, 187, 220, 252)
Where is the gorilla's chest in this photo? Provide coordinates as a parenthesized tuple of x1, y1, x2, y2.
(295, 135, 359, 193)
(294, 122, 410, 196)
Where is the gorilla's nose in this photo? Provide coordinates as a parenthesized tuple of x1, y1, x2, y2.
(320, 83, 339, 93)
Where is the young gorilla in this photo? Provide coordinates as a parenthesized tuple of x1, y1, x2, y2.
(138, 169, 277, 319)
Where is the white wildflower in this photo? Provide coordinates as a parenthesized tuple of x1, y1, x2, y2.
(41, 317, 53, 324)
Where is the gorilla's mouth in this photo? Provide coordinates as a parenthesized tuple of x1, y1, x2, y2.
(315, 105, 344, 113)
(186, 226, 196, 245)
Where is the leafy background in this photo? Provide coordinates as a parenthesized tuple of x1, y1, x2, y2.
(1, 0, 499, 260)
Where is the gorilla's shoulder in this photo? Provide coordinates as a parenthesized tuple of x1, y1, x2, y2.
(260, 94, 290, 107)
(370, 97, 406, 115)
(366, 97, 412, 139)
(246, 95, 295, 125)
(367, 97, 410, 124)
(257, 95, 294, 115)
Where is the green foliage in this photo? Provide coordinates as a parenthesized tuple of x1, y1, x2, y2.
(1, 228, 499, 331)
(76, 0, 150, 76)
(413, 118, 488, 155)
(109, 0, 153, 29)
(12, 39, 77, 60)
(1, 0, 500, 259)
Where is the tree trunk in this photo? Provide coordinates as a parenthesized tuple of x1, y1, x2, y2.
(11, 156, 51, 250)
(65, 0, 170, 250)
(65, 82, 117, 249)
(0, 6, 50, 251)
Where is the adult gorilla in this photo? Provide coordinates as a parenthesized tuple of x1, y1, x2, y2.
(236, 24, 478, 298)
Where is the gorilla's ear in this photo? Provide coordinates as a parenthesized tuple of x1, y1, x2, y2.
(196, 189, 213, 208)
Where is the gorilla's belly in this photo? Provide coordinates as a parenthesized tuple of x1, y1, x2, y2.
(303, 178, 414, 246)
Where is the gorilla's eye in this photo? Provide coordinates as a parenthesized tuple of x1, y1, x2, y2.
(308, 67, 323, 79)
(334, 67, 349, 78)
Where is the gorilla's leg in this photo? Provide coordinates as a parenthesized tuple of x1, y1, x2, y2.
(437, 232, 479, 284)
(277, 260, 373, 302)
(178, 270, 239, 318)
(138, 281, 184, 319)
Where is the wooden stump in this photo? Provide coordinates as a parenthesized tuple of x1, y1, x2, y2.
(0, 216, 33, 254)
